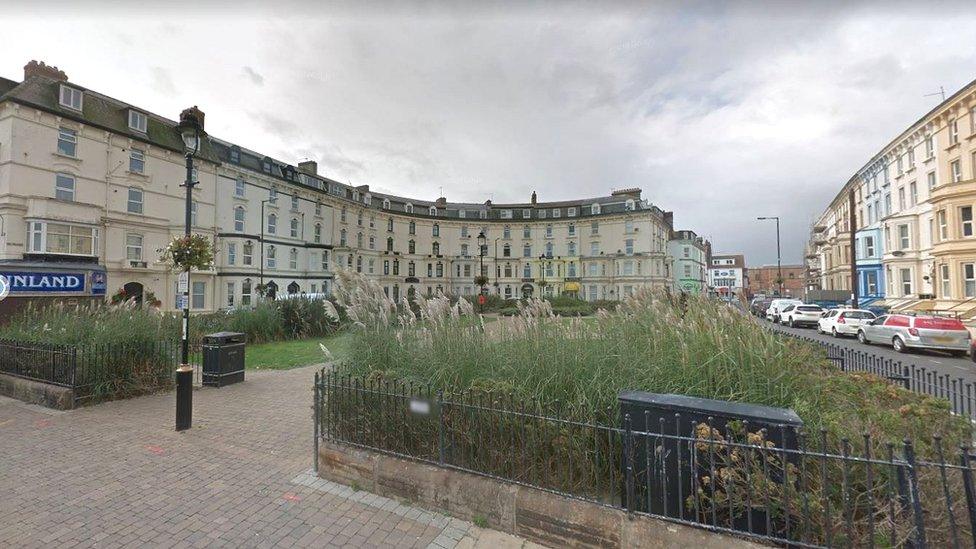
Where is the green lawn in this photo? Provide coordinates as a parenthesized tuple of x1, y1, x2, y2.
(246, 331, 354, 370)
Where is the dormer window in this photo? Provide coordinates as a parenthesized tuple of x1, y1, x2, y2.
(128, 110, 147, 133)
(229, 147, 240, 163)
(592, 203, 601, 214)
(429, 206, 437, 216)
(382, 198, 391, 209)
(405, 203, 414, 214)
(262, 160, 272, 174)
(59, 85, 83, 111)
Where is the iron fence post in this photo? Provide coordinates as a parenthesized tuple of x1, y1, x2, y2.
(314, 370, 321, 473)
(902, 439, 928, 548)
(624, 413, 635, 514)
(437, 390, 445, 465)
(70, 345, 77, 388)
(959, 447, 976, 542)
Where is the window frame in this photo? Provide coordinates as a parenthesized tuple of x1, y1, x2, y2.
(128, 110, 148, 133)
(59, 85, 83, 111)
(126, 187, 144, 214)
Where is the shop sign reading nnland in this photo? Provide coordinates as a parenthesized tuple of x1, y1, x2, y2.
(0, 271, 87, 295)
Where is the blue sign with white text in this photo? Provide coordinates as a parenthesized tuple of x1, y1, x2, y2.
(0, 271, 87, 293)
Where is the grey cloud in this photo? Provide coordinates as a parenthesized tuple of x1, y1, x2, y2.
(7, 4, 974, 267)
(242, 66, 264, 86)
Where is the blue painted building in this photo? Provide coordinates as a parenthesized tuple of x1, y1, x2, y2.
(855, 227, 884, 307)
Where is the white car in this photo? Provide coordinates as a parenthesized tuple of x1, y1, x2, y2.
(817, 309, 876, 337)
(766, 299, 803, 323)
(781, 304, 825, 328)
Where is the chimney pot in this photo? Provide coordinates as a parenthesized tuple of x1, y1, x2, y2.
(24, 60, 68, 82)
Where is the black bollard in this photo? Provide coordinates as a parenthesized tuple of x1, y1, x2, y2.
(175, 365, 193, 431)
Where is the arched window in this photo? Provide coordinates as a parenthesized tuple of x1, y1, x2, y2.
(432, 223, 440, 237)
(405, 203, 414, 214)
(429, 206, 437, 216)
(503, 225, 511, 239)
(592, 203, 601, 215)
(314, 223, 322, 243)
(383, 198, 391, 209)
(625, 199, 635, 211)
(267, 245, 277, 268)
(387, 237, 394, 251)
(234, 206, 245, 232)
(432, 242, 440, 255)
(364, 193, 371, 205)
(408, 239, 416, 254)
(290, 218, 299, 237)
(289, 248, 298, 269)
(340, 229, 347, 246)
(267, 213, 277, 234)
(242, 241, 253, 265)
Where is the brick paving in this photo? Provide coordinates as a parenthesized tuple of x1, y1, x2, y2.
(0, 365, 535, 548)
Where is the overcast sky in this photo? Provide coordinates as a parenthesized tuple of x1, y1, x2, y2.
(4, 1, 976, 265)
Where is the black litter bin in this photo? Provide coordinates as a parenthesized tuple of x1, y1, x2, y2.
(617, 391, 802, 535)
(202, 332, 245, 387)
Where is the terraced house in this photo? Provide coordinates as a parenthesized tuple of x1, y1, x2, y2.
(0, 60, 683, 313)
(807, 77, 976, 317)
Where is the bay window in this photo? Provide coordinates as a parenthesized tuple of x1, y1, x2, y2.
(27, 221, 98, 256)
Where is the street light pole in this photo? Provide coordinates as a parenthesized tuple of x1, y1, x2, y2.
(477, 231, 487, 312)
(260, 199, 271, 291)
(757, 216, 782, 296)
(175, 107, 205, 432)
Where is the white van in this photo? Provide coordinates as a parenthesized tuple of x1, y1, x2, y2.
(765, 298, 803, 323)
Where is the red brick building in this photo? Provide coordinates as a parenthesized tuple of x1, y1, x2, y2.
(747, 264, 805, 298)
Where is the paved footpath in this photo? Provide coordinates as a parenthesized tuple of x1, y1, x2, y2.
(0, 365, 539, 548)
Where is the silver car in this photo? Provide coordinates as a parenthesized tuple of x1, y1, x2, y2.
(857, 314, 971, 356)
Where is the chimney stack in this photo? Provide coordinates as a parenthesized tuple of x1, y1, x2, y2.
(298, 160, 318, 175)
(24, 60, 67, 82)
(531, 191, 537, 205)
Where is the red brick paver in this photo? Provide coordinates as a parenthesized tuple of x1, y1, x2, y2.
(0, 366, 532, 548)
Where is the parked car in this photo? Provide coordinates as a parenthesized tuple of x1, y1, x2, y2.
(750, 298, 772, 317)
(781, 304, 824, 328)
(765, 298, 803, 323)
(857, 314, 971, 355)
(817, 309, 876, 337)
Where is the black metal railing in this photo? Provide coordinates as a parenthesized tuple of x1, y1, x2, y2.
(0, 338, 77, 387)
(0, 338, 203, 402)
(315, 371, 976, 548)
(777, 330, 976, 421)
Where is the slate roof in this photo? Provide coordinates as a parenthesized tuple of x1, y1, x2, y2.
(0, 74, 221, 163)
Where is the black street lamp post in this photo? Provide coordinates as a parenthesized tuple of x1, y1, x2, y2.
(477, 231, 487, 312)
(757, 216, 782, 296)
(175, 107, 204, 432)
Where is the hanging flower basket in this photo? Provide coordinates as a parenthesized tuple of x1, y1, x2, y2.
(160, 234, 214, 272)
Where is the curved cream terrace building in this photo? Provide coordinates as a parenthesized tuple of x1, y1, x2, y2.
(0, 61, 681, 314)
(808, 77, 976, 317)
